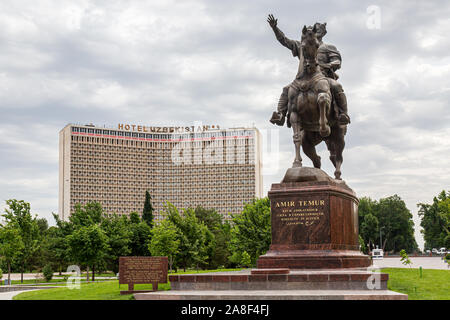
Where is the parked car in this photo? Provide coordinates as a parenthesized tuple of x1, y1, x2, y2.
(437, 248, 447, 255)
(432, 248, 439, 254)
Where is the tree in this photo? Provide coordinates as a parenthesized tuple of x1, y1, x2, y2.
(66, 202, 107, 279)
(101, 214, 131, 274)
(69, 202, 103, 228)
(142, 191, 155, 228)
(376, 195, 418, 253)
(194, 206, 223, 231)
(358, 197, 379, 251)
(194, 206, 231, 269)
(0, 225, 24, 284)
(360, 214, 379, 251)
(67, 224, 109, 282)
(212, 221, 232, 268)
(229, 198, 271, 266)
(2, 200, 40, 283)
(43, 213, 71, 275)
(27, 217, 51, 272)
(358, 195, 418, 254)
(36, 218, 49, 235)
(149, 219, 180, 272)
(358, 197, 377, 221)
(129, 212, 141, 224)
(418, 190, 450, 250)
(165, 203, 211, 271)
(128, 213, 152, 256)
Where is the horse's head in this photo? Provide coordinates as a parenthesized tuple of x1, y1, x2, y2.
(313, 22, 327, 41)
(301, 25, 320, 74)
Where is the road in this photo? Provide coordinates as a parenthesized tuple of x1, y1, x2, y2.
(372, 257, 449, 270)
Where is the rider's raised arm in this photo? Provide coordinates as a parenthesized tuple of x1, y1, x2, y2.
(267, 14, 299, 57)
(272, 25, 297, 51)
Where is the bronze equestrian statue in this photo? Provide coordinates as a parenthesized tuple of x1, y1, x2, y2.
(268, 14, 349, 180)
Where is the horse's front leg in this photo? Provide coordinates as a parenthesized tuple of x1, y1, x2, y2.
(289, 112, 302, 168)
(317, 92, 331, 137)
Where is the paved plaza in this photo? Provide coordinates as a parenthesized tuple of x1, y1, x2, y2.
(0, 290, 39, 300)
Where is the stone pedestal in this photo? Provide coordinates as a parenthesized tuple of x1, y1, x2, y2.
(257, 171, 370, 269)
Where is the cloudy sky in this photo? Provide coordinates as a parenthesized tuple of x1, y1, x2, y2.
(1, 0, 449, 249)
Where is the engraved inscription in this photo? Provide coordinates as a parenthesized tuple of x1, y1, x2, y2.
(274, 199, 326, 226)
(270, 194, 330, 245)
(119, 256, 168, 285)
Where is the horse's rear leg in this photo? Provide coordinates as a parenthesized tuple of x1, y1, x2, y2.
(325, 139, 337, 168)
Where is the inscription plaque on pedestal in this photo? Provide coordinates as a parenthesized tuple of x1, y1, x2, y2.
(271, 195, 330, 245)
(119, 256, 168, 294)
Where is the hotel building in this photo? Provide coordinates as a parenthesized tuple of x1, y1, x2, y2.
(59, 123, 263, 222)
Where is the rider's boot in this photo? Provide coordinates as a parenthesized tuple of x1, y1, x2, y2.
(335, 90, 350, 125)
(278, 86, 289, 125)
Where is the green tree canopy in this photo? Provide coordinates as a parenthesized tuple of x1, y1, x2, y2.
(0, 225, 24, 283)
(165, 203, 212, 271)
(2, 199, 40, 282)
(67, 224, 109, 281)
(418, 190, 450, 249)
(127, 213, 152, 256)
(69, 202, 103, 228)
(358, 195, 418, 253)
(193, 206, 232, 269)
(360, 213, 379, 250)
(101, 214, 131, 273)
(149, 219, 180, 272)
(229, 198, 271, 266)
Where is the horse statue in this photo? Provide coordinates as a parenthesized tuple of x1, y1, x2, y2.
(270, 23, 347, 180)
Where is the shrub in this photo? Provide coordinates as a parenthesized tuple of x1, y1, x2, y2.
(445, 253, 450, 262)
(240, 251, 252, 268)
(400, 249, 412, 267)
(42, 265, 54, 282)
(0, 267, 3, 280)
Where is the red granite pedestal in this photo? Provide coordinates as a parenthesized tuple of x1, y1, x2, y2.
(256, 179, 371, 270)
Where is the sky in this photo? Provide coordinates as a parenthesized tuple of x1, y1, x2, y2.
(1, 0, 449, 250)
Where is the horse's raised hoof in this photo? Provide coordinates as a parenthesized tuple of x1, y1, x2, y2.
(292, 160, 302, 168)
(319, 125, 331, 137)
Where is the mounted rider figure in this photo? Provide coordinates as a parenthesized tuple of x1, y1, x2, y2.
(267, 14, 350, 127)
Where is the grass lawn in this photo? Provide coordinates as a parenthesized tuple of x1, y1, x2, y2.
(8, 279, 117, 286)
(13, 280, 157, 300)
(13, 268, 243, 300)
(382, 268, 450, 300)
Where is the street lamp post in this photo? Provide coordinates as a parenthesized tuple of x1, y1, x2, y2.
(379, 226, 385, 250)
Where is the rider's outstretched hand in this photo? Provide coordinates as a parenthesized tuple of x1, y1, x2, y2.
(267, 14, 277, 28)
